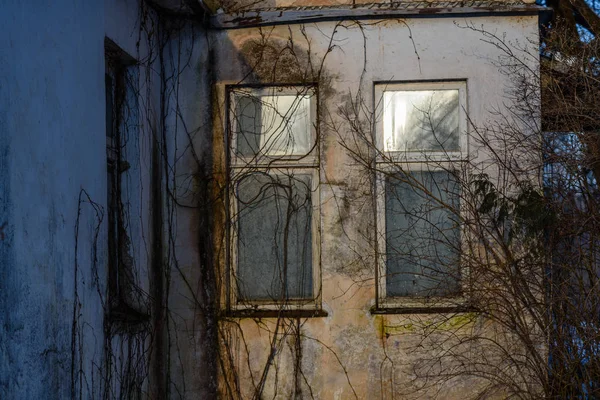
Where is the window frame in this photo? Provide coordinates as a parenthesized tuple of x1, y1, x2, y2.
(106, 51, 131, 310)
(105, 39, 148, 322)
(375, 162, 469, 310)
(374, 81, 470, 311)
(226, 85, 322, 314)
(374, 81, 468, 163)
(229, 86, 319, 167)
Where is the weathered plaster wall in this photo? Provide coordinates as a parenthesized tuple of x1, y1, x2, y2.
(0, 1, 162, 398)
(0, 3, 105, 398)
(210, 15, 539, 398)
(161, 20, 216, 397)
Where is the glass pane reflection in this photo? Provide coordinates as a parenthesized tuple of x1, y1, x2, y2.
(383, 90, 459, 152)
(236, 94, 312, 157)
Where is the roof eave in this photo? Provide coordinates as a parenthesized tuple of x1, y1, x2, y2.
(210, 3, 550, 30)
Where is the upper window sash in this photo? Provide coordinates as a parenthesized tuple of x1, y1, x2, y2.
(374, 81, 468, 162)
(229, 86, 318, 167)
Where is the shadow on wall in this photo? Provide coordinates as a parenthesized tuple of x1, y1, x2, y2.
(0, 108, 13, 398)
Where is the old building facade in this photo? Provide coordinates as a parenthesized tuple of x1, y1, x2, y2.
(0, 0, 544, 399)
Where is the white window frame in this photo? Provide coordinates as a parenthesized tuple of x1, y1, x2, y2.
(227, 86, 321, 312)
(230, 86, 318, 167)
(374, 81, 468, 163)
(374, 81, 469, 310)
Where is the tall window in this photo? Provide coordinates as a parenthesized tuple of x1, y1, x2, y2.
(375, 81, 467, 309)
(105, 39, 145, 320)
(228, 86, 320, 311)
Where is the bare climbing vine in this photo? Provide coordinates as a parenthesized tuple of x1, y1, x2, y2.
(67, 2, 600, 399)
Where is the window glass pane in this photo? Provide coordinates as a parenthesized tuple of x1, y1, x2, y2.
(383, 90, 459, 152)
(236, 173, 313, 301)
(235, 93, 312, 157)
(385, 170, 461, 297)
(235, 95, 261, 156)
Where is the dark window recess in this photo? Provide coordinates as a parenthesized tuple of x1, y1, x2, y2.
(105, 46, 147, 322)
(236, 173, 313, 302)
(385, 170, 461, 297)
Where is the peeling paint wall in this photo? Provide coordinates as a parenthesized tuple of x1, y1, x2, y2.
(209, 15, 540, 399)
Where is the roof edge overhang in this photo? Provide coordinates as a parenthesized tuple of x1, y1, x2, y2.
(147, 0, 212, 18)
(210, 2, 550, 30)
